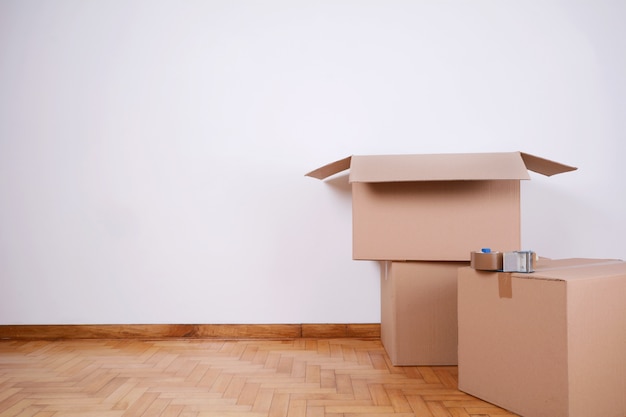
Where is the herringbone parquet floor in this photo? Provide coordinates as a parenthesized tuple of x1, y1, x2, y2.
(0, 338, 518, 417)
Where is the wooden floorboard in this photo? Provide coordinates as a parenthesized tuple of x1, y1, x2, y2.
(0, 338, 518, 417)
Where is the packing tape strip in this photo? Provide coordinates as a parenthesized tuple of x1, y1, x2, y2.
(470, 251, 503, 271)
(498, 273, 513, 298)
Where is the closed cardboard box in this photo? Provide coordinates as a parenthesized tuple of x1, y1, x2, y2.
(306, 152, 576, 261)
(381, 261, 467, 365)
(458, 259, 626, 417)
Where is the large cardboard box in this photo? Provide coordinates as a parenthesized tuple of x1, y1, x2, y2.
(381, 261, 467, 365)
(306, 152, 576, 261)
(458, 258, 626, 417)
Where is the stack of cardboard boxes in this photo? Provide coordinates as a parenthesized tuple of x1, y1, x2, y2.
(307, 151, 626, 417)
(307, 151, 576, 365)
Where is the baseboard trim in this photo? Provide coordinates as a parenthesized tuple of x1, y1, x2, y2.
(0, 323, 380, 340)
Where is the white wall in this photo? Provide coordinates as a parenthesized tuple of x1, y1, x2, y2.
(1, 1, 624, 325)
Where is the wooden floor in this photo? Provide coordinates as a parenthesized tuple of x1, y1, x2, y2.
(0, 338, 518, 417)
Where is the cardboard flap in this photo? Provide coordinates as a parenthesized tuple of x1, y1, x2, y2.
(349, 152, 531, 182)
(305, 152, 577, 182)
(305, 156, 352, 179)
(520, 152, 577, 177)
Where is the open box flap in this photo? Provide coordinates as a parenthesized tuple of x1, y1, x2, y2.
(305, 152, 577, 182)
(305, 156, 352, 180)
(520, 152, 577, 177)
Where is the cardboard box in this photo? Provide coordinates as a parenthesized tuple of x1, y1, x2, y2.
(381, 261, 467, 365)
(458, 258, 626, 417)
(306, 152, 576, 261)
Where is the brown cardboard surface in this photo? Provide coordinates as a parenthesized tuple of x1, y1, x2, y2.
(381, 261, 467, 366)
(305, 152, 576, 181)
(458, 259, 626, 417)
(305, 156, 352, 180)
(352, 180, 520, 260)
(306, 151, 576, 261)
(519, 152, 578, 176)
(349, 152, 531, 182)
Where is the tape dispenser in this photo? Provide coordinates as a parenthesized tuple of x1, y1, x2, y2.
(470, 248, 536, 273)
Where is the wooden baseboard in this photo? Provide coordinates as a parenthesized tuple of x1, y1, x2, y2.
(0, 323, 380, 340)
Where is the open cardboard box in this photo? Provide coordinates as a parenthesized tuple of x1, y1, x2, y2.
(307, 151, 576, 261)
(458, 258, 626, 417)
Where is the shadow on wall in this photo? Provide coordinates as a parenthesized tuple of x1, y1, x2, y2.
(324, 172, 351, 195)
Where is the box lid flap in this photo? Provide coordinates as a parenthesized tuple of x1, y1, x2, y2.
(520, 152, 577, 177)
(305, 156, 352, 179)
(305, 152, 577, 182)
